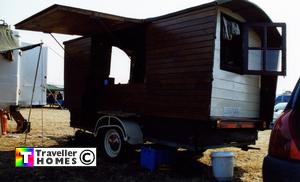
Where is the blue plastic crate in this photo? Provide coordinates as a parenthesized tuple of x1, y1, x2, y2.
(140, 145, 175, 171)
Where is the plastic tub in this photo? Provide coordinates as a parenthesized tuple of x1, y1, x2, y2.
(211, 151, 234, 181)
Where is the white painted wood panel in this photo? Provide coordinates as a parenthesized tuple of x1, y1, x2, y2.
(210, 7, 261, 118)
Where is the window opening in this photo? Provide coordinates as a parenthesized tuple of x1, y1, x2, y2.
(220, 14, 243, 73)
(109, 46, 131, 84)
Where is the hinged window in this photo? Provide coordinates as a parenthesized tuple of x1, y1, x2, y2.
(220, 13, 286, 76)
(243, 23, 286, 75)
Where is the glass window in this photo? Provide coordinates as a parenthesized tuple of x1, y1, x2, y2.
(244, 23, 286, 75)
(248, 50, 263, 71)
(219, 13, 286, 76)
(265, 50, 282, 72)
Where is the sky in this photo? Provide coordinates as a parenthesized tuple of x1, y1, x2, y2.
(1, 0, 299, 94)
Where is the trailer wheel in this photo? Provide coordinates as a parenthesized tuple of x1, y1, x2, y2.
(100, 128, 126, 160)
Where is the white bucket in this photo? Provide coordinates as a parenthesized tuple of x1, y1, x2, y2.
(211, 152, 234, 181)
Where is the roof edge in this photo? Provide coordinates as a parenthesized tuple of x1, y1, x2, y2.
(15, 4, 143, 29)
(217, 0, 273, 22)
(146, 1, 217, 22)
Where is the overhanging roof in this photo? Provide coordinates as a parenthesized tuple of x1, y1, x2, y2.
(15, 4, 143, 36)
(15, 1, 275, 36)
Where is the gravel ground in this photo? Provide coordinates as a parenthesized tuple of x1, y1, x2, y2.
(0, 108, 270, 182)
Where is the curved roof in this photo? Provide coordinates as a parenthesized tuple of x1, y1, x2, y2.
(15, 0, 274, 35)
(148, 0, 273, 23)
(217, 0, 273, 23)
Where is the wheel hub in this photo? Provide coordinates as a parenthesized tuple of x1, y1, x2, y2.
(104, 129, 122, 158)
(108, 134, 120, 151)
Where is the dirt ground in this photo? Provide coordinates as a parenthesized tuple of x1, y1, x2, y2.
(0, 108, 270, 182)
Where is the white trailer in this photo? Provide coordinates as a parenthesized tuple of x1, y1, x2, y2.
(0, 25, 47, 133)
(18, 42, 47, 107)
(0, 40, 47, 109)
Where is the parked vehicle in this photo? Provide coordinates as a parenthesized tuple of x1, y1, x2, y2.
(0, 36, 47, 109)
(275, 94, 291, 105)
(270, 102, 288, 128)
(16, 0, 286, 159)
(0, 22, 47, 133)
(263, 78, 300, 181)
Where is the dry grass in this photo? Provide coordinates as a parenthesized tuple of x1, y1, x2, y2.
(0, 108, 270, 181)
(199, 130, 270, 182)
(1, 108, 74, 151)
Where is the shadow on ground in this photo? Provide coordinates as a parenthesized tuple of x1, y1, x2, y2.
(0, 133, 245, 182)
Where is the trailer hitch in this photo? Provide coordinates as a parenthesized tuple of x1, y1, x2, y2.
(239, 145, 260, 151)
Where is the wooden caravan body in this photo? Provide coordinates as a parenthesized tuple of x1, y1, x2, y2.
(16, 0, 286, 149)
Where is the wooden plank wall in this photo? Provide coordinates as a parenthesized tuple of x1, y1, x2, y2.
(260, 76, 277, 124)
(64, 37, 92, 110)
(145, 6, 217, 120)
(64, 37, 93, 127)
(100, 84, 146, 113)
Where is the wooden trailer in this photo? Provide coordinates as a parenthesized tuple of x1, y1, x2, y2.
(16, 0, 286, 158)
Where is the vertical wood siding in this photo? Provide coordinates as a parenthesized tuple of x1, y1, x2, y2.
(64, 37, 92, 110)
